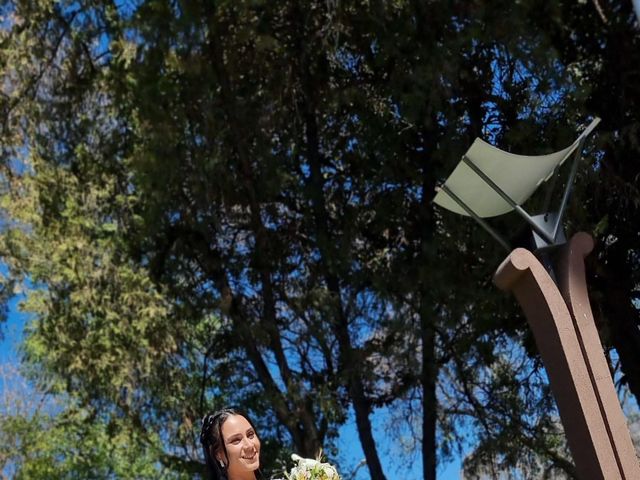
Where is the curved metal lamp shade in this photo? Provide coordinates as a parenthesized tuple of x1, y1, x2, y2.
(433, 138, 578, 218)
(433, 118, 600, 250)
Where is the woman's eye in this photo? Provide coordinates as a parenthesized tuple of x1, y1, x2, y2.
(247, 431, 255, 438)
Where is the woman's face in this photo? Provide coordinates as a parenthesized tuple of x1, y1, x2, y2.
(218, 414, 261, 479)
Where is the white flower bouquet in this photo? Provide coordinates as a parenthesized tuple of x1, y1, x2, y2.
(285, 453, 341, 480)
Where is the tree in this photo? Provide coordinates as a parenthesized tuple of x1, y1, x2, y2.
(2, 1, 637, 479)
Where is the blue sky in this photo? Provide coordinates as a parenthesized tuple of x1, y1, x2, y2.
(335, 408, 464, 479)
(0, 296, 26, 365)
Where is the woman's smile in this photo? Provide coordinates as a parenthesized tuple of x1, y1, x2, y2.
(220, 414, 261, 479)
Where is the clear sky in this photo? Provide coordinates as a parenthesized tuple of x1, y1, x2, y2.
(0, 296, 26, 365)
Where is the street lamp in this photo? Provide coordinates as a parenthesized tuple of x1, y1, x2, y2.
(433, 118, 640, 480)
(433, 118, 600, 252)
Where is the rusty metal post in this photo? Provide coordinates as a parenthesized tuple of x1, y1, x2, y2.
(494, 233, 640, 480)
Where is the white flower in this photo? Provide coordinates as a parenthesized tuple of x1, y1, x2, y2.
(286, 453, 341, 480)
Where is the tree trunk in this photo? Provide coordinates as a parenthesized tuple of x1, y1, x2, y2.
(297, 35, 387, 475)
(417, 138, 440, 480)
(351, 379, 388, 480)
(201, 4, 323, 457)
(305, 119, 388, 479)
(421, 301, 437, 480)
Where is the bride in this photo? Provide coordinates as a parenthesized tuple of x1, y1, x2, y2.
(200, 408, 264, 480)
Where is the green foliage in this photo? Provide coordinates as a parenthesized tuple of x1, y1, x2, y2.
(1, 155, 214, 475)
(0, 364, 183, 479)
(2, 409, 175, 479)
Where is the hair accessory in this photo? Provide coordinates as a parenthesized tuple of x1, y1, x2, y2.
(200, 414, 216, 444)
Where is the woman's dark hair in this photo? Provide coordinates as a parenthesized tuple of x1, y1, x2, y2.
(200, 407, 263, 480)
